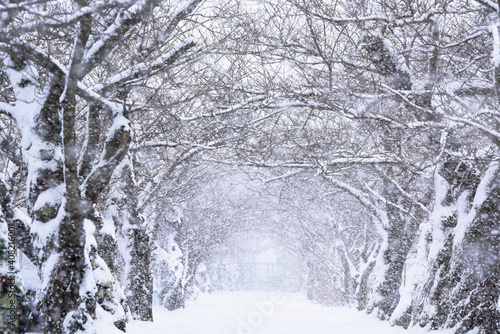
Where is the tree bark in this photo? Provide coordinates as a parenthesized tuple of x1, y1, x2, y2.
(118, 163, 153, 321)
(413, 158, 500, 333)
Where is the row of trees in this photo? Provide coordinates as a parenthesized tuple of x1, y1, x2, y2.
(0, 0, 223, 331)
(234, 1, 500, 332)
(1, 0, 499, 333)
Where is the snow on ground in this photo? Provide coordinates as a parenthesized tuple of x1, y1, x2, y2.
(127, 291, 453, 334)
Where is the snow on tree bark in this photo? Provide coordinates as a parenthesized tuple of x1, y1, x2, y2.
(114, 161, 153, 321)
(0, 175, 28, 333)
(361, 35, 420, 321)
(411, 158, 500, 333)
(0, 3, 132, 331)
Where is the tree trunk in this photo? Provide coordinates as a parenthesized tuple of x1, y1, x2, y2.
(367, 216, 412, 319)
(1, 178, 27, 334)
(412, 158, 500, 333)
(117, 162, 153, 321)
(3, 24, 128, 332)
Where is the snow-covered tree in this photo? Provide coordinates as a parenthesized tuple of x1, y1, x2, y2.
(0, 0, 205, 331)
(231, 1, 500, 331)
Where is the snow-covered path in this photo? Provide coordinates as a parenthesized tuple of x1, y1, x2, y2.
(126, 291, 449, 334)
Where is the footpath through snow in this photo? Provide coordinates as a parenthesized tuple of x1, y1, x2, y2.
(123, 291, 453, 334)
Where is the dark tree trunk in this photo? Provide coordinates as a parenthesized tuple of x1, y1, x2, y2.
(119, 164, 153, 321)
(125, 223, 153, 320)
(355, 260, 376, 310)
(368, 203, 416, 320)
(411, 157, 500, 333)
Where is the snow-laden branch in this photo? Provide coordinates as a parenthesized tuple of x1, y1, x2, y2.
(262, 170, 305, 183)
(300, 5, 480, 28)
(245, 156, 399, 170)
(80, 0, 161, 78)
(381, 84, 500, 142)
(0, 0, 47, 12)
(160, 0, 204, 45)
(136, 148, 201, 211)
(359, 180, 420, 223)
(179, 95, 268, 121)
(77, 83, 123, 115)
(445, 114, 500, 141)
(279, 94, 421, 130)
(2, 1, 135, 36)
(375, 167, 432, 215)
(91, 38, 197, 93)
(131, 140, 217, 151)
(444, 29, 488, 49)
(0, 40, 122, 116)
(0, 40, 67, 75)
(322, 175, 389, 232)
